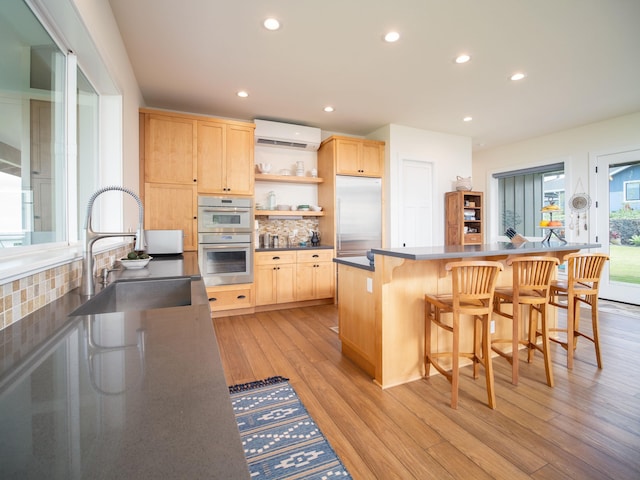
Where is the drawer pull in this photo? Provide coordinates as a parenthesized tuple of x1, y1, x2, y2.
(312, 254, 319, 258)
(237, 295, 246, 299)
(273, 256, 280, 260)
(208, 297, 217, 302)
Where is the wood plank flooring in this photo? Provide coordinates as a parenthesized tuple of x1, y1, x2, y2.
(213, 304, 640, 479)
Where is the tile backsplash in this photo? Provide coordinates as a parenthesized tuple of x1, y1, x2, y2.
(257, 218, 320, 247)
(0, 244, 131, 330)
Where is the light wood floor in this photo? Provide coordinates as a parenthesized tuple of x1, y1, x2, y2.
(213, 304, 640, 480)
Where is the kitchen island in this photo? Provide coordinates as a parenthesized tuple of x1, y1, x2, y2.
(0, 253, 250, 479)
(335, 241, 600, 388)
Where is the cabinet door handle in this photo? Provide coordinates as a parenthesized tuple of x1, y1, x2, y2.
(237, 295, 246, 299)
(208, 297, 217, 302)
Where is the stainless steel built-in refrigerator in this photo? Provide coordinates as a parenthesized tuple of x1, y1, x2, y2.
(336, 175, 382, 257)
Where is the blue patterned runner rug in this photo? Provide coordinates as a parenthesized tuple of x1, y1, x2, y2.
(229, 376, 352, 479)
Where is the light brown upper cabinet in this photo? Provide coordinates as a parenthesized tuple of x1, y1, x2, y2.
(140, 109, 255, 251)
(143, 113, 197, 185)
(144, 182, 197, 251)
(197, 121, 254, 195)
(319, 136, 384, 177)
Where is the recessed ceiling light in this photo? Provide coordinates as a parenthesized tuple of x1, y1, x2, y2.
(463, 116, 473, 122)
(323, 106, 334, 113)
(263, 18, 280, 31)
(236, 91, 249, 98)
(510, 72, 526, 81)
(384, 31, 400, 43)
(455, 54, 471, 64)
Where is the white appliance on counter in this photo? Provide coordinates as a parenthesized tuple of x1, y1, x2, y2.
(144, 230, 184, 255)
(336, 176, 382, 257)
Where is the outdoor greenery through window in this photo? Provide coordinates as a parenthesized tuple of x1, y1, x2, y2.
(494, 163, 565, 238)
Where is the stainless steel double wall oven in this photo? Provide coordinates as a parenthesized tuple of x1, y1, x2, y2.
(197, 196, 254, 286)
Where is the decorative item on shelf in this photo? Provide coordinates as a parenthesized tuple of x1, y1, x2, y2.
(311, 168, 318, 178)
(256, 163, 272, 174)
(295, 160, 305, 177)
(297, 204, 310, 211)
(279, 169, 291, 176)
(463, 209, 476, 220)
(267, 191, 276, 210)
(455, 176, 472, 191)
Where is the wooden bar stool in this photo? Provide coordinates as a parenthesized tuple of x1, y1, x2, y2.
(549, 252, 609, 369)
(492, 256, 560, 387)
(425, 260, 503, 409)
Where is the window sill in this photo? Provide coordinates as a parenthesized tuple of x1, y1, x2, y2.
(0, 240, 128, 285)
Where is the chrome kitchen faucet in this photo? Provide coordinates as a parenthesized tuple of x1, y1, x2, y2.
(81, 185, 146, 296)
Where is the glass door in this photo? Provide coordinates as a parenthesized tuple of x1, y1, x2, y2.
(591, 148, 640, 304)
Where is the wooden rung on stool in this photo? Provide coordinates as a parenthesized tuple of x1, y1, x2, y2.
(549, 252, 609, 369)
(424, 260, 503, 409)
(492, 256, 560, 387)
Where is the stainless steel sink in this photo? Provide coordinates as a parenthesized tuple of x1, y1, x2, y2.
(70, 278, 192, 316)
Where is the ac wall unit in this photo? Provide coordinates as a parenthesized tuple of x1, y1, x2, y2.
(254, 119, 321, 151)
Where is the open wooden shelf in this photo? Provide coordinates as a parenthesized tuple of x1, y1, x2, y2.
(255, 173, 324, 184)
(255, 209, 324, 217)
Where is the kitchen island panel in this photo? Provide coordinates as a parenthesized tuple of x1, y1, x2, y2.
(338, 243, 600, 388)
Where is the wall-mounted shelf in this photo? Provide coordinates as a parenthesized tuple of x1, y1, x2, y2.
(255, 173, 324, 184)
(255, 210, 324, 217)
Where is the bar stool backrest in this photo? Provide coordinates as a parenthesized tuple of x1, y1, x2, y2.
(447, 261, 503, 312)
(565, 253, 609, 297)
(509, 256, 560, 300)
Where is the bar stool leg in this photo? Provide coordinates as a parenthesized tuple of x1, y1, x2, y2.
(424, 300, 432, 377)
(566, 295, 575, 370)
(451, 312, 460, 409)
(539, 305, 554, 387)
(591, 296, 603, 368)
(511, 304, 520, 385)
(480, 314, 496, 409)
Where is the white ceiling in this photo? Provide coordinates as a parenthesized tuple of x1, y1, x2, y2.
(108, 0, 640, 151)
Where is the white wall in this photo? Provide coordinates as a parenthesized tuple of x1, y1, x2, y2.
(369, 124, 472, 247)
(473, 112, 640, 243)
(71, 0, 143, 230)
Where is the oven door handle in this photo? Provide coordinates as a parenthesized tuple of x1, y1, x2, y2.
(200, 244, 250, 249)
(200, 207, 249, 213)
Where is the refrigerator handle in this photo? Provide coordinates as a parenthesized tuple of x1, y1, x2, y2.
(336, 198, 341, 252)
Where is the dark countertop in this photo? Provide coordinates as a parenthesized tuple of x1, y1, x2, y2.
(371, 241, 601, 261)
(333, 256, 374, 271)
(0, 252, 250, 479)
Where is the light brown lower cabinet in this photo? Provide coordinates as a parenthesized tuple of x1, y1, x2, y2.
(255, 249, 335, 306)
(206, 284, 254, 312)
(255, 251, 297, 306)
(295, 250, 335, 301)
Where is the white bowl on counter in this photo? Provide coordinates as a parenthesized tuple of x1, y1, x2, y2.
(120, 257, 152, 269)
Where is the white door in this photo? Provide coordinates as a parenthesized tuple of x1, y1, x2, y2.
(400, 159, 433, 247)
(590, 147, 640, 304)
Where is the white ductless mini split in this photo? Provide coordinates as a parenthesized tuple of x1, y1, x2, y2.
(254, 119, 321, 151)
